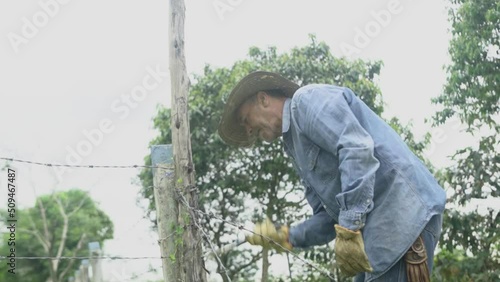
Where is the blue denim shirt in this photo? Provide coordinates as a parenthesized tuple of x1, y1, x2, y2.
(284, 84, 446, 280)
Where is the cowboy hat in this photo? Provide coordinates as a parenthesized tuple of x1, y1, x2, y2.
(218, 71, 300, 147)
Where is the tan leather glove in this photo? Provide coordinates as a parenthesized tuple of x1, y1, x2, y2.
(246, 218, 292, 252)
(334, 224, 373, 277)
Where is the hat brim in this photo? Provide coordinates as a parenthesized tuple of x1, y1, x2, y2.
(218, 71, 299, 147)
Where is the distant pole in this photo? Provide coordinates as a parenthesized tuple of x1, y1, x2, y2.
(151, 145, 178, 282)
(74, 270, 81, 282)
(169, 0, 207, 281)
(88, 242, 103, 282)
(81, 260, 89, 282)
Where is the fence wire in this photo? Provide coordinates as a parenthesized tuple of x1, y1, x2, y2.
(0, 256, 165, 260)
(0, 157, 160, 169)
(0, 156, 337, 281)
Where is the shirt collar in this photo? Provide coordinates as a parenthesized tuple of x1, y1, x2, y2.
(282, 98, 292, 133)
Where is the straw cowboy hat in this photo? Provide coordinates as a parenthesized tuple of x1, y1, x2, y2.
(218, 71, 300, 147)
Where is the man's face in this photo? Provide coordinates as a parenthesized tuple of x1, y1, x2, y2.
(237, 94, 282, 143)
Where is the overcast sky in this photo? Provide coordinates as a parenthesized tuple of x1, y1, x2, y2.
(0, 0, 480, 281)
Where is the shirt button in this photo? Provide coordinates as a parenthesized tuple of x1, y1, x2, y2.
(366, 199, 370, 203)
(355, 220, 360, 225)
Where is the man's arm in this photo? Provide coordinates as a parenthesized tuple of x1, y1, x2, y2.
(288, 186, 336, 248)
(293, 85, 380, 231)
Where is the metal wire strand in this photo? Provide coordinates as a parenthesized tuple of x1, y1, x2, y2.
(174, 189, 232, 282)
(0, 256, 166, 260)
(173, 187, 336, 281)
(0, 157, 336, 280)
(0, 157, 162, 169)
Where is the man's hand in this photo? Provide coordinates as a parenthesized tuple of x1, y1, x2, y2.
(246, 218, 292, 252)
(334, 224, 373, 277)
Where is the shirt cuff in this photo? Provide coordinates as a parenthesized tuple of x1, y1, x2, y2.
(338, 209, 367, 231)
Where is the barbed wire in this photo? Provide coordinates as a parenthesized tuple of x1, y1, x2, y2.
(203, 212, 336, 281)
(0, 157, 161, 169)
(0, 157, 337, 280)
(174, 187, 232, 281)
(174, 187, 337, 281)
(0, 256, 165, 260)
(1, 196, 335, 280)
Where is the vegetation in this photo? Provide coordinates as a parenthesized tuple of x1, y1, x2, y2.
(138, 35, 430, 281)
(431, 0, 499, 281)
(0, 189, 114, 282)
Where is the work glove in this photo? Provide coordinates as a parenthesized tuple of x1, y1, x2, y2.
(246, 218, 292, 252)
(334, 224, 373, 277)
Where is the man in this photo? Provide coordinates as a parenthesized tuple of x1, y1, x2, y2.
(218, 71, 446, 281)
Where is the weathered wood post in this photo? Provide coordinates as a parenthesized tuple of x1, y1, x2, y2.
(80, 260, 89, 282)
(88, 242, 103, 282)
(169, 0, 207, 280)
(151, 145, 178, 281)
(74, 270, 81, 282)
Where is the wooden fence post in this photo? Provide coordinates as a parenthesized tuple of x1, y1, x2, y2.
(88, 241, 103, 282)
(151, 145, 178, 281)
(80, 260, 89, 282)
(169, 0, 207, 281)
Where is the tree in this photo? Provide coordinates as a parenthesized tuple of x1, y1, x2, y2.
(0, 189, 114, 282)
(431, 0, 499, 280)
(139, 35, 430, 281)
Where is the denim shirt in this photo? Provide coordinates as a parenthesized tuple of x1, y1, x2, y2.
(284, 84, 446, 280)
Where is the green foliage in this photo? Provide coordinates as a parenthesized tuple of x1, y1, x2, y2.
(432, 248, 500, 282)
(138, 35, 430, 281)
(0, 189, 114, 282)
(388, 118, 434, 170)
(432, 0, 499, 129)
(442, 135, 500, 205)
(431, 0, 500, 279)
